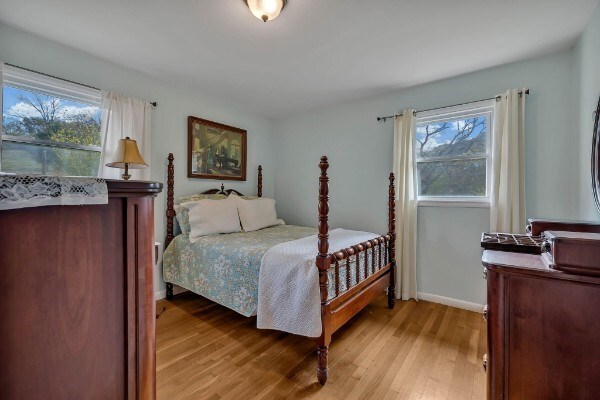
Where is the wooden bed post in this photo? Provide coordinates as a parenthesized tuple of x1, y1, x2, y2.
(257, 165, 263, 197)
(388, 172, 396, 309)
(165, 153, 175, 299)
(316, 156, 331, 385)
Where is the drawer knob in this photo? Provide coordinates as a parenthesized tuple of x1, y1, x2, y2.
(483, 267, 488, 280)
(483, 354, 488, 372)
(483, 305, 488, 321)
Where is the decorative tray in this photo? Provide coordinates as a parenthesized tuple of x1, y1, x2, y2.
(481, 233, 543, 254)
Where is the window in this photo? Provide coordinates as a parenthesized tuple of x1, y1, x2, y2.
(416, 100, 494, 204)
(1, 66, 102, 176)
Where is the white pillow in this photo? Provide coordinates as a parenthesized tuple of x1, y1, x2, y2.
(182, 196, 241, 242)
(231, 194, 281, 232)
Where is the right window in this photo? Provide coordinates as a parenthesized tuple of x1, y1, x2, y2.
(416, 101, 494, 203)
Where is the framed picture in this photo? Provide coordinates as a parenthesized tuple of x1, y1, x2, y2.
(187, 116, 247, 181)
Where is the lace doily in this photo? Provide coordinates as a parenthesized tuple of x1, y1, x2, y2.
(0, 175, 108, 210)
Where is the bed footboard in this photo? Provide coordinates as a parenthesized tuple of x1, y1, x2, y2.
(315, 156, 396, 385)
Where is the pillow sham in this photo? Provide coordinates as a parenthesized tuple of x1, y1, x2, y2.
(174, 193, 260, 236)
(173, 204, 190, 235)
(232, 194, 281, 232)
(183, 196, 241, 242)
(175, 193, 227, 235)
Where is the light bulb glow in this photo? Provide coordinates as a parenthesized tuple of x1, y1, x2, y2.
(245, 0, 286, 22)
(262, 0, 277, 13)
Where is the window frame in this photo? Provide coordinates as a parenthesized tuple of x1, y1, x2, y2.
(1, 65, 102, 174)
(415, 100, 494, 207)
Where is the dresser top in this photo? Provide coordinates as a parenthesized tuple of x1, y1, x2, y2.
(106, 180, 163, 197)
(483, 250, 547, 270)
(483, 250, 600, 285)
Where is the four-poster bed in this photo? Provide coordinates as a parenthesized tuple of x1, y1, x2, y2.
(163, 153, 397, 384)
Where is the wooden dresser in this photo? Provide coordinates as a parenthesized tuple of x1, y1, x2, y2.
(483, 248, 600, 399)
(0, 180, 162, 400)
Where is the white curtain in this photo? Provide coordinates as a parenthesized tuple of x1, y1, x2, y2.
(490, 89, 526, 233)
(99, 91, 152, 180)
(393, 109, 418, 301)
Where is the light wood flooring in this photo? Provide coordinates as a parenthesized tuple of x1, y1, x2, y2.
(156, 292, 487, 400)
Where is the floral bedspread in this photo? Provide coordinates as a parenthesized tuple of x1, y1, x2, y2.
(162, 225, 316, 316)
(163, 224, 386, 317)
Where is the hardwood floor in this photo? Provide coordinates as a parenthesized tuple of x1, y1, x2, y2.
(156, 292, 487, 400)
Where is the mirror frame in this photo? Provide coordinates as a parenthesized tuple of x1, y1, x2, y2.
(593, 95, 600, 213)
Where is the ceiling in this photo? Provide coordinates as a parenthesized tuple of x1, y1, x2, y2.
(0, 0, 597, 118)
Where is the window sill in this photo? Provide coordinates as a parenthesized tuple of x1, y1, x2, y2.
(417, 199, 490, 208)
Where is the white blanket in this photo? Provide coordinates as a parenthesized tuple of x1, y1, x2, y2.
(256, 228, 379, 338)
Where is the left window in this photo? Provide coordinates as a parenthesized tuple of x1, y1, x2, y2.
(1, 65, 102, 176)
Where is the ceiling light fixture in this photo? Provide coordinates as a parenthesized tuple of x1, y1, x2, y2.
(244, 0, 287, 22)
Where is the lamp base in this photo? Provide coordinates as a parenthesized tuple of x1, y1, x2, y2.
(121, 163, 131, 180)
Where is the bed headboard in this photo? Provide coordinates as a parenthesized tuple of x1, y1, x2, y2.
(164, 153, 262, 248)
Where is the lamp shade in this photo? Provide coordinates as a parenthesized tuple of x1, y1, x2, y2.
(245, 0, 286, 22)
(105, 137, 148, 169)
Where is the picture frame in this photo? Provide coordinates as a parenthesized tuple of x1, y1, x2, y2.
(187, 116, 247, 181)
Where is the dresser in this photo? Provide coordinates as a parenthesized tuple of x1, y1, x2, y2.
(483, 236, 600, 399)
(0, 180, 162, 400)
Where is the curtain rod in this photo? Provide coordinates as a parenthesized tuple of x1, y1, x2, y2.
(4, 63, 158, 107)
(376, 89, 530, 122)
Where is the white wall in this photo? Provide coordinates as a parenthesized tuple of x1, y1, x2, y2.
(575, 4, 600, 221)
(273, 50, 577, 306)
(0, 22, 275, 297)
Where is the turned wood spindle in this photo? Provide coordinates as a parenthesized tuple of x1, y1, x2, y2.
(316, 156, 330, 290)
(370, 240, 376, 275)
(316, 156, 331, 386)
(165, 153, 175, 248)
(365, 241, 370, 278)
(378, 241, 383, 271)
(334, 260, 340, 297)
(165, 153, 176, 299)
(257, 165, 263, 197)
(388, 172, 397, 309)
(344, 249, 351, 291)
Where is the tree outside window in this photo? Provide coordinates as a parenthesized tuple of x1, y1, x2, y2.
(2, 85, 101, 176)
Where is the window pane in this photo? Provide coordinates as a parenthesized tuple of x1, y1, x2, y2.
(1, 141, 101, 176)
(2, 84, 101, 175)
(416, 115, 487, 159)
(417, 159, 486, 197)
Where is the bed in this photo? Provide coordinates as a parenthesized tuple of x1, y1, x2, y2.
(163, 153, 397, 384)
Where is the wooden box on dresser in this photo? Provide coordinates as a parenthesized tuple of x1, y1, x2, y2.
(483, 224, 600, 400)
(0, 180, 162, 400)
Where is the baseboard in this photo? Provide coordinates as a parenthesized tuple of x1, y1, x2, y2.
(155, 285, 188, 300)
(417, 292, 484, 313)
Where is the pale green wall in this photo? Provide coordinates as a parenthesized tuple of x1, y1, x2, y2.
(273, 50, 577, 306)
(2, 7, 598, 306)
(575, 4, 600, 221)
(0, 22, 276, 297)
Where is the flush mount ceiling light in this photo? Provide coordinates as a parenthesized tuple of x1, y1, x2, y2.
(244, 0, 287, 22)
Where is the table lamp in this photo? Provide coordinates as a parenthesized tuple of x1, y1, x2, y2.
(106, 137, 148, 180)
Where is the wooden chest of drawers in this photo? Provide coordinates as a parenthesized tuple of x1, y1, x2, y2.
(483, 250, 600, 400)
(0, 180, 162, 400)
